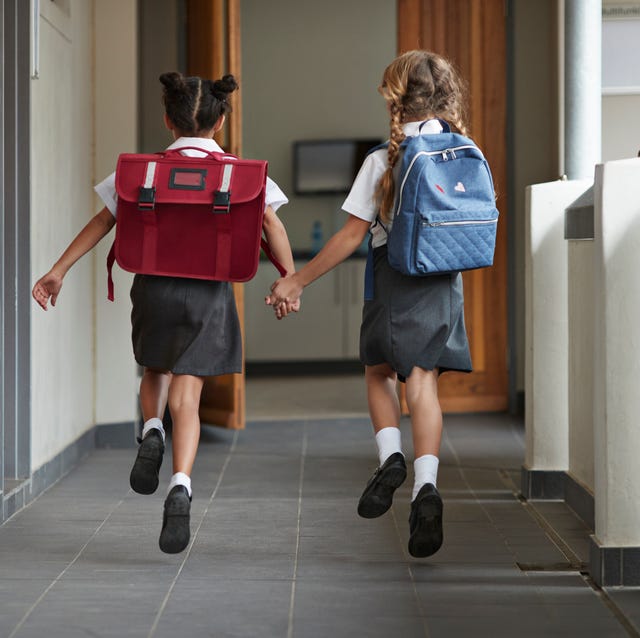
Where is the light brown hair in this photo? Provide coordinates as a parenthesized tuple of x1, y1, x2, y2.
(375, 51, 468, 222)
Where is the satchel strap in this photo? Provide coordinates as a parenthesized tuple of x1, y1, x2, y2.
(137, 161, 158, 210)
(107, 241, 116, 302)
(213, 163, 234, 213)
(214, 164, 234, 278)
(161, 146, 238, 162)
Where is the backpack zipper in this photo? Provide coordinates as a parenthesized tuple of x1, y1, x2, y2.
(395, 145, 480, 217)
(422, 218, 497, 227)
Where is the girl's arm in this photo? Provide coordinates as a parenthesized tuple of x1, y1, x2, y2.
(32, 206, 116, 310)
(262, 205, 296, 277)
(268, 214, 370, 306)
(262, 205, 299, 318)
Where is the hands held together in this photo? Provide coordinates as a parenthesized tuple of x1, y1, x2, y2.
(265, 273, 303, 320)
(33, 267, 304, 320)
(33, 269, 304, 320)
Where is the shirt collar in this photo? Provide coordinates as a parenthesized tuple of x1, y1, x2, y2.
(166, 136, 225, 153)
(402, 119, 444, 137)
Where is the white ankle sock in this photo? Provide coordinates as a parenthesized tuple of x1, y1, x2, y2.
(168, 472, 192, 498)
(142, 417, 165, 442)
(375, 427, 403, 466)
(412, 454, 439, 500)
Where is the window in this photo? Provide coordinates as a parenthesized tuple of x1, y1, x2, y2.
(602, 6, 640, 95)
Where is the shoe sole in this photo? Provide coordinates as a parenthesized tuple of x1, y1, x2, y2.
(129, 436, 164, 495)
(358, 464, 407, 519)
(159, 491, 191, 554)
(408, 493, 443, 558)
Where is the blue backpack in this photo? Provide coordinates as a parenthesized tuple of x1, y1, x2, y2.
(364, 120, 498, 298)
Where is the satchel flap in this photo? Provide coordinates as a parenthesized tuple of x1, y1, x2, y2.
(115, 153, 267, 206)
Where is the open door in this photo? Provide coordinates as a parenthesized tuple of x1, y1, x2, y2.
(186, 0, 246, 429)
(398, 0, 509, 412)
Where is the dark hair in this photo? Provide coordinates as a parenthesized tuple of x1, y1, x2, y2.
(159, 71, 239, 135)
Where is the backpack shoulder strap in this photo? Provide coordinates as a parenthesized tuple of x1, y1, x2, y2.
(366, 141, 388, 157)
(420, 119, 451, 133)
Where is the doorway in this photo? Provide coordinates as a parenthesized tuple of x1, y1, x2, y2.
(180, 0, 511, 417)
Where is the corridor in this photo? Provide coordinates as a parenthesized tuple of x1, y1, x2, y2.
(1, 376, 639, 637)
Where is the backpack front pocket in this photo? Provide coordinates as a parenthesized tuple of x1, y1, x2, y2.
(413, 214, 498, 275)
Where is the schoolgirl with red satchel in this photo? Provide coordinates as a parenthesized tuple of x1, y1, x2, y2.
(32, 71, 297, 554)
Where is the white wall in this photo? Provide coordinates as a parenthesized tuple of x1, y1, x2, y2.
(593, 158, 640, 545)
(30, 0, 140, 472)
(30, 1, 95, 470)
(94, 0, 139, 426)
(240, 0, 396, 252)
(524, 180, 591, 472)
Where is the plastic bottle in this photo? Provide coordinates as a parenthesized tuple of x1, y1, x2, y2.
(310, 220, 323, 255)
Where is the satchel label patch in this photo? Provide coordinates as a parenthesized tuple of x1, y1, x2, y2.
(169, 168, 207, 190)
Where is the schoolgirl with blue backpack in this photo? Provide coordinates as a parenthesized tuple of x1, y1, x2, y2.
(268, 50, 498, 558)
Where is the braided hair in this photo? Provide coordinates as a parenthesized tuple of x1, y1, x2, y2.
(159, 71, 239, 136)
(374, 51, 468, 223)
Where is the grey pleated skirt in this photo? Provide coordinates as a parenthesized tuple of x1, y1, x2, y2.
(130, 274, 242, 376)
(360, 246, 472, 381)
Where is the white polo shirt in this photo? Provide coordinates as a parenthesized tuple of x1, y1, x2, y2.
(341, 118, 444, 248)
(94, 136, 289, 217)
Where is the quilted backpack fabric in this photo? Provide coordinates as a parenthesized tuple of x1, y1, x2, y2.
(386, 126, 499, 277)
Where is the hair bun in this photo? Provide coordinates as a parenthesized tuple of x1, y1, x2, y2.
(212, 74, 239, 99)
(159, 71, 187, 92)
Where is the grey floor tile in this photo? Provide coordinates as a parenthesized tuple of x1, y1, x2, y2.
(291, 580, 422, 628)
(295, 553, 412, 581)
(154, 580, 292, 638)
(292, 614, 428, 638)
(1, 400, 636, 638)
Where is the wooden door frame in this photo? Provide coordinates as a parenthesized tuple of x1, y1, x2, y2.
(397, 0, 509, 413)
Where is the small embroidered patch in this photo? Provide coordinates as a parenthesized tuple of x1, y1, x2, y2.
(435, 184, 445, 193)
(454, 182, 466, 192)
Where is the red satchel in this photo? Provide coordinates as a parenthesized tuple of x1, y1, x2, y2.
(106, 147, 286, 300)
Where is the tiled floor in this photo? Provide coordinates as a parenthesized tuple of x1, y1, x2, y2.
(1, 376, 639, 637)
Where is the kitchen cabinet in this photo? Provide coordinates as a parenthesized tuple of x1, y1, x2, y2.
(244, 258, 367, 361)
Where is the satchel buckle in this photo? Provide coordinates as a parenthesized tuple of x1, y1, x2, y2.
(213, 190, 231, 214)
(138, 186, 156, 210)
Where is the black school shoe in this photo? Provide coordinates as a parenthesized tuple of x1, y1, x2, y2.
(357, 452, 407, 518)
(129, 429, 165, 495)
(408, 483, 443, 558)
(159, 485, 192, 554)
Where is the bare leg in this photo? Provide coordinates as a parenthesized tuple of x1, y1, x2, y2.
(167, 374, 205, 476)
(365, 363, 401, 433)
(404, 367, 442, 458)
(358, 363, 406, 519)
(405, 366, 444, 558)
(159, 374, 203, 554)
(130, 367, 171, 495)
(139, 367, 172, 422)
